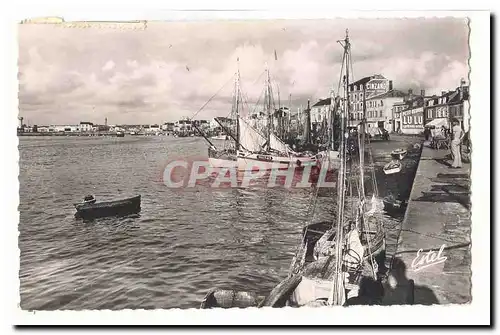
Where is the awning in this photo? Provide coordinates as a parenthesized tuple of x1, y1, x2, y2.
(425, 118, 448, 128)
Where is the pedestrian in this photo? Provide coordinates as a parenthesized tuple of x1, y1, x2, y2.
(450, 118, 464, 168)
(424, 127, 430, 141)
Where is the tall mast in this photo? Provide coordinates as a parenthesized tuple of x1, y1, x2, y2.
(359, 85, 366, 204)
(330, 29, 350, 306)
(265, 63, 272, 148)
(288, 93, 292, 134)
(235, 58, 241, 151)
(329, 88, 335, 150)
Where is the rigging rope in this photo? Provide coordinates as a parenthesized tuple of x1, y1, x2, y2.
(189, 74, 235, 121)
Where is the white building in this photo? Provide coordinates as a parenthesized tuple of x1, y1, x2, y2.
(79, 122, 94, 132)
(365, 89, 406, 132)
(310, 98, 332, 127)
(52, 125, 80, 132)
(348, 75, 391, 124)
(145, 124, 161, 133)
(37, 126, 50, 132)
(174, 120, 192, 132)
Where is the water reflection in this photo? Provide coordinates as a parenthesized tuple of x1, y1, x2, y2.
(19, 135, 421, 309)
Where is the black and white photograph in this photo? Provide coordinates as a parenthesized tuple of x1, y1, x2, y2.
(9, 7, 491, 326)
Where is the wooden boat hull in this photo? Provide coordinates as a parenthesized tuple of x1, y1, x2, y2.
(74, 195, 141, 219)
(237, 152, 318, 171)
(383, 197, 408, 214)
(200, 288, 263, 309)
(208, 148, 238, 168)
(383, 161, 402, 175)
(391, 149, 407, 160)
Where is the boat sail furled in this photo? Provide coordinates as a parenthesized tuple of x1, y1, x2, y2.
(236, 65, 320, 171)
(200, 30, 386, 309)
(268, 29, 386, 307)
(237, 118, 296, 155)
(207, 60, 245, 168)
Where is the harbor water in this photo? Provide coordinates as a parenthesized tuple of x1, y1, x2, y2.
(19, 135, 420, 310)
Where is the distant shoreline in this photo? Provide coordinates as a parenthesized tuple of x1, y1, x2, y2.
(18, 132, 127, 137)
(17, 132, 201, 138)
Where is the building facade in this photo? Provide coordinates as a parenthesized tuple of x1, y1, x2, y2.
(423, 91, 453, 129)
(162, 122, 175, 131)
(348, 74, 391, 123)
(401, 95, 426, 135)
(310, 98, 331, 127)
(365, 89, 406, 132)
(392, 101, 406, 134)
(447, 80, 470, 132)
(79, 122, 94, 132)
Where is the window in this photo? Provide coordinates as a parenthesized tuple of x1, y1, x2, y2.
(427, 109, 432, 119)
(380, 100, 384, 106)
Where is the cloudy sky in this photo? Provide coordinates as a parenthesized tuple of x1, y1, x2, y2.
(18, 18, 469, 125)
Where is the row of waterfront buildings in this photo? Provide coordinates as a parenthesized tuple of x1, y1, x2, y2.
(19, 75, 469, 138)
(308, 74, 470, 135)
(17, 118, 231, 135)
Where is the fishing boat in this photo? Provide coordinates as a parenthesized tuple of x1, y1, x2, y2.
(193, 59, 246, 169)
(391, 148, 407, 160)
(262, 30, 387, 308)
(382, 195, 408, 214)
(200, 30, 387, 309)
(236, 65, 322, 172)
(383, 160, 402, 175)
(200, 289, 263, 309)
(236, 118, 320, 170)
(74, 195, 141, 219)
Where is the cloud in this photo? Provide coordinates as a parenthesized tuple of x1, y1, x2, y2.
(18, 18, 469, 125)
(101, 60, 115, 72)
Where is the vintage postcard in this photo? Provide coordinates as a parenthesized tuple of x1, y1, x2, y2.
(12, 9, 490, 326)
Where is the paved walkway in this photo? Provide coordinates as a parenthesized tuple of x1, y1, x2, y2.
(383, 142, 471, 305)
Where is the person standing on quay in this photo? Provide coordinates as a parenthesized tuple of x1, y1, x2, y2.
(450, 118, 464, 168)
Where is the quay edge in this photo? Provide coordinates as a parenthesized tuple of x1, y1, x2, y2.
(385, 142, 471, 305)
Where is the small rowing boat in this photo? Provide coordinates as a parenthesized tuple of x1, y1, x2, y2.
(200, 288, 263, 309)
(383, 160, 402, 175)
(391, 148, 407, 160)
(382, 195, 408, 214)
(74, 195, 141, 219)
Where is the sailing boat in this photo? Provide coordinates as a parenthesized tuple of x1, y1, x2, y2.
(200, 30, 386, 309)
(236, 65, 320, 171)
(206, 60, 245, 169)
(260, 31, 386, 307)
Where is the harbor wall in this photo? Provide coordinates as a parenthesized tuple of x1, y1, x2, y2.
(391, 143, 471, 304)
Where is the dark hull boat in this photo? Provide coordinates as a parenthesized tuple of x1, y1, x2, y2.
(383, 196, 408, 214)
(391, 148, 407, 160)
(200, 289, 264, 309)
(74, 195, 141, 219)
